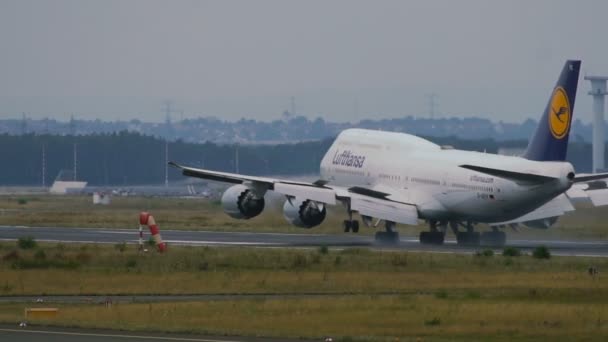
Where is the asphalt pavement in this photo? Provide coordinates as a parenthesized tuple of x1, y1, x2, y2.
(1, 225, 607, 257)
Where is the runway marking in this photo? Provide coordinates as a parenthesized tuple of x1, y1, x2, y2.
(96, 230, 137, 234)
(0, 328, 242, 342)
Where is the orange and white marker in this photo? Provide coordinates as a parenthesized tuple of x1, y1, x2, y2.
(139, 212, 167, 253)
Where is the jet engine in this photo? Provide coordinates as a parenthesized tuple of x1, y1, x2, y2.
(283, 198, 326, 228)
(221, 184, 265, 219)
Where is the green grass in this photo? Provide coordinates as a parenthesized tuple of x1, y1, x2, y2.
(1, 242, 608, 340)
(1, 194, 608, 340)
(0, 194, 350, 234)
(0, 241, 606, 296)
(2, 296, 608, 341)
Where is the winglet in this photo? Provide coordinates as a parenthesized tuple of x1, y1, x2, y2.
(168, 161, 181, 168)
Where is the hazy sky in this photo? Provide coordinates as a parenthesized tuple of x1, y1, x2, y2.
(1, 0, 607, 123)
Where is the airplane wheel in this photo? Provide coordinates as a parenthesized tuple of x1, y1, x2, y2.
(343, 220, 351, 233)
(351, 220, 360, 233)
(420, 231, 444, 245)
(481, 231, 506, 247)
(456, 232, 481, 246)
(375, 231, 400, 244)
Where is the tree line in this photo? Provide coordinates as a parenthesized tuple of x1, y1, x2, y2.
(0, 132, 597, 186)
(0, 132, 333, 186)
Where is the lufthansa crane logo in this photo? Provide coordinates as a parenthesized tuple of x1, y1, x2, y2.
(548, 87, 571, 139)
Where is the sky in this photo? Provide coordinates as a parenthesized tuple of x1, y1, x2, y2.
(0, 0, 607, 123)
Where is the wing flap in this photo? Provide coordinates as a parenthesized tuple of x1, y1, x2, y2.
(274, 183, 336, 205)
(350, 194, 418, 225)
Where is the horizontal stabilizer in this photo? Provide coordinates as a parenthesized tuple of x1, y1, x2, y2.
(587, 189, 608, 206)
(573, 172, 608, 183)
(459, 164, 557, 183)
(490, 194, 574, 227)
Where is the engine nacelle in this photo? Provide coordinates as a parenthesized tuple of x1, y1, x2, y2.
(221, 184, 265, 219)
(283, 198, 326, 228)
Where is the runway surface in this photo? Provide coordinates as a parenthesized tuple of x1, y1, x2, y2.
(1, 225, 607, 257)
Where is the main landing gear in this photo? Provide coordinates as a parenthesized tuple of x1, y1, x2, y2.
(418, 221, 507, 247)
(453, 222, 506, 247)
(375, 221, 400, 244)
(343, 207, 359, 233)
(455, 222, 480, 246)
(343, 219, 359, 233)
(419, 220, 445, 245)
(480, 228, 506, 246)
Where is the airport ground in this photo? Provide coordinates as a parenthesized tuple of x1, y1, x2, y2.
(1, 194, 608, 341)
(1, 240, 608, 341)
(0, 194, 607, 240)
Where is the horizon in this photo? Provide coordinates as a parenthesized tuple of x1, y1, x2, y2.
(0, 111, 577, 125)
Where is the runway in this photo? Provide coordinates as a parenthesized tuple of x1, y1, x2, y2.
(1, 225, 607, 257)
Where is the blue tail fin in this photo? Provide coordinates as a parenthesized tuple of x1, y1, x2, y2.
(523, 60, 581, 161)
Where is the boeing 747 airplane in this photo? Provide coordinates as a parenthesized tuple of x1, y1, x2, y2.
(171, 60, 608, 246)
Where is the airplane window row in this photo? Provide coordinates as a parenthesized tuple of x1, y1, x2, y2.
(411, 177, 441, 185)
(451, 182, 494, 192)
(379, 173, 401, 181)
(337, 169, 496, 194)
(335, 168, 365, 176)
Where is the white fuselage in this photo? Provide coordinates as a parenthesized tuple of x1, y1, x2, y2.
(319, 129, 574, 223)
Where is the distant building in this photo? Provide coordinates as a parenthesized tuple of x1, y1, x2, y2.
(497, 147, 525, 157)
(49, 170, 87, 194)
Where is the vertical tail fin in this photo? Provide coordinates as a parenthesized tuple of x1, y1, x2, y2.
(523, 60, 581, 161)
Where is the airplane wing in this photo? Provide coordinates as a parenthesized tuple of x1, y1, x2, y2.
(490, 194, 575, 228)
(566, 180, 608, 206)
(459, 164, 557, 183)
(170, 162, 419, 225)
